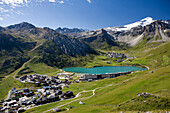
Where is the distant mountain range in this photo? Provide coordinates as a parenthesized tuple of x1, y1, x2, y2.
(0, 17, 170, 78)
(55, 27, 86, 37)
(75, 17, 170, 47)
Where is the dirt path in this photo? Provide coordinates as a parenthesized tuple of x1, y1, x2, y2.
(43, 84, 116, 113)
(4, 56, 38, 100)
(13, 56, 37, 80)
(29, 42, 44, 53)
(25, 74, 141, 113)
(5, 89, 12, 100)
(42, 74, 144, 113)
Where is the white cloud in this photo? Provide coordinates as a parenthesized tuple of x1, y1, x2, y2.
(0, 7, 9, 13)
(87, 0, 91, 3)
(49, 0, 64, 4)
(0, 0, 92, 7)
(0, 0, 67, 7)
(58, 0, 64, 4)
(0, 0, 29, 8)
(49, 0, 55, 2)
(0, 17, 3, 21)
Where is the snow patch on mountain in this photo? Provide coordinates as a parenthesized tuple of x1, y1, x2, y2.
(104, 17, 155, 32)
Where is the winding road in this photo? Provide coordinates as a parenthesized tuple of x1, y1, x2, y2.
(43, 84, 117, 113)
(42, 75, 139, 113)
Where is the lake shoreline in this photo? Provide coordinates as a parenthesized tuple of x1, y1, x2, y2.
(62, 66, 147, 75)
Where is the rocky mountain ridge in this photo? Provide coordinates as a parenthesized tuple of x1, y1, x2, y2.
(75, 17, 170, 47)
(55, 27, 86, 37)
(78, 29, 119, 49)
(0, 22, 96, 57)
(0, 23, 97, 78)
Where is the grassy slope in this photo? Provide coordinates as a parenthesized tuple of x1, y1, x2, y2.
(0, 40, 170, 112)
(125, 40, 170, 69)
(64, 41, 170, 112)
(60, 64, 170, 113)
(0, 66, 36, 100)
(84, 56, 118, 68)
(42, 41, 169, 112)
(18, 63, 61, 77)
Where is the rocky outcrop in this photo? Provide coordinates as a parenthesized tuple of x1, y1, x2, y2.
(51, 34, 97, 57)
(78, 29, 118, 49)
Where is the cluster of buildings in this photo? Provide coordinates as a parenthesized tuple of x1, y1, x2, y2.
(0, 74, 74, 113)
(79, 71, 131, 81)
(106, 52, 136, 63)
(107, 52, 129, 59)
(19, 74, 72, 86)
(0, 69, 133, 112)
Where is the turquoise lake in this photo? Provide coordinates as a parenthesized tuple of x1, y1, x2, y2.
(62, 66, 147, 74)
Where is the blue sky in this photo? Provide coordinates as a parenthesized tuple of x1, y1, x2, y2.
(0, 0, 170, 30)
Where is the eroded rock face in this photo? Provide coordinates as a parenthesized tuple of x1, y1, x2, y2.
(52, 34, 97, 57)
(78, 29, 118, 49)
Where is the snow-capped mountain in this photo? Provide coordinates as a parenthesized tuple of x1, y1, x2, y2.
(75, 17, 155, 38)
(75, 17, 170, 47)
(104, 17, 155, 32)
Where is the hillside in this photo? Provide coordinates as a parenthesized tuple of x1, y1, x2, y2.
(24, 41, 170, 113)
(0, 33, 36, 78)
(0, 23, 98, 79)
(0, 18, 170, 113)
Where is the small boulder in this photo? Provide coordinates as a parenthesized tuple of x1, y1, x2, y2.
(79, 101, 85, 105)
(137, 93, 141, 97)
(53, 107, 61, 112)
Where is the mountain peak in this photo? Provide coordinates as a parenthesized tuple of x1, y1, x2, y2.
(140, 17, 153, 22)
(104, 17, 155, 32)
(101, 28, 107, 34)
(139, 17, 155, 26)
(124, 17, 155, 29)
(7, 22, 36, 31)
